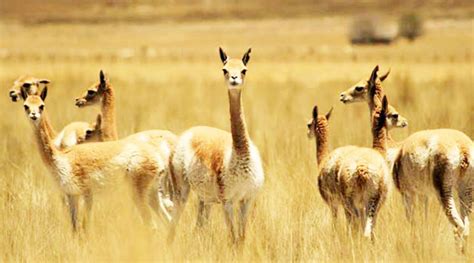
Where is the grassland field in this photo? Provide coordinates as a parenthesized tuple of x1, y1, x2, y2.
(0, 17, 473, 262)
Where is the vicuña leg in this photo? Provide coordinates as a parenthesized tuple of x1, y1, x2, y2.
(238, 199, 252, 242)
(149, 182, 173, 225)
(365, 192, 384, 241)
(433, 163, 465, 252)
(196, 200, 211, 228)
(167, 180, 190, 243)
(223, 201, 237, 243)
(82, 191, 93, 232)
(67, 195, 80, 233)
(131, 173, 155, 228)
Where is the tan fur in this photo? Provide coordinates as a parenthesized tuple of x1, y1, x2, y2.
(169, 48, 263, 243)
(22, 88, 166, 233)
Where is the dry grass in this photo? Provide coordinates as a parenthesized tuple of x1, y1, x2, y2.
(0, 16, 473, 262)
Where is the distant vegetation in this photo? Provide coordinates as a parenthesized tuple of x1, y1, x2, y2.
(399, 13, 424, 41)
(0, 0, 471, 24)
(349, 15, 397, 45)
(349, 13, 424, 45)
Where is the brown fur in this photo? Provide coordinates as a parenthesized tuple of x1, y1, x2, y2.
(191, 127, 231, 175)
(100, 86, 118, 141)
(228, 89, 250, 156)
(315, 116, 330, 165)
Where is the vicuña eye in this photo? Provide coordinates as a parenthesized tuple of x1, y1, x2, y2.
(392, 114, 399, 119)
(87, 90, 96, 96)
(39, 105, 44, 111)
(24, 105, 29, 111)
(355, 86, 364, 92)
(241, 69, 247, 75)
(222, 69, 228, 75)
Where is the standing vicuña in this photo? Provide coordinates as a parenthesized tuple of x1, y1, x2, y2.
(169, 48, 264, 243)
(75, 71, 177, 221)
(20, 85, 167, 233)
(308, 95, 390, 240)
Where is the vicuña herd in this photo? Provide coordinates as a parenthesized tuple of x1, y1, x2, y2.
(8, 48, 473, 253)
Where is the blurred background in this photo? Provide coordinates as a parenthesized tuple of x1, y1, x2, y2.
(0, 0, 473, 262)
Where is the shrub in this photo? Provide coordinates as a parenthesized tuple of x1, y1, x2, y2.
(349, 15, 396, 45)
(399, 13, 424, 41)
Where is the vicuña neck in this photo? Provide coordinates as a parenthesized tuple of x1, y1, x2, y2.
(372, 124, 387, 157)
(368, 83, 384, 115)
(31, 112, 59, 168)
(101, 85, 118, 141)
(228, 88, 250, 156)
(315, 128, 329, 166)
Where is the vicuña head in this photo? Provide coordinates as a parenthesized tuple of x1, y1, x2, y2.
(64, 115, 102, 145)
(219, 47, 251, 89)
(339, 66, 408, 130)
(75, 70, 109, 107)
(307, 105, 333, 139)
(339, 66, 389, 104)
(21, 84, 47, 125)
(10, 76, 50, 102)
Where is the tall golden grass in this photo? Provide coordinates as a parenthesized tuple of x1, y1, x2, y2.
(0, 17, 472, 261)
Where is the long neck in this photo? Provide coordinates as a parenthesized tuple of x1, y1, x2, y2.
(372, 123, 387, 157)
(32, 112, 59, 168)
(387, 132, 396, 147)
(101, 85, 118, 141)
(315, 128, 329, 166)
(368, 83, 384, 115)
(368, 83, 387, 156)
(228, 89, 250, 156)
(44, 114, 57, 138)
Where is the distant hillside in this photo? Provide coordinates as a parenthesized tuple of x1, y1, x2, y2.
(0, 0, 472, 24)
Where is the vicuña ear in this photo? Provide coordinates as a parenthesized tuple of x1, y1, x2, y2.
(242, 48, 251, 65)
(369, 65, 379, 85)
(312, 105, 318, 119)
(38, 79, 50, 85)
(375, 95, 388, 130)
(379, 68, 390, 82)
(368, 65, 380, 103)
(219, 47, 228, 64)
(325, 107, 334, 120)
(22, 81, 32, 89)
(20, 86, 28, 100)
(40, 87, 48, 101)
(94, 114, 102, 130)
(381, 95, 388, 115)
(99, 70, 106, 85)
